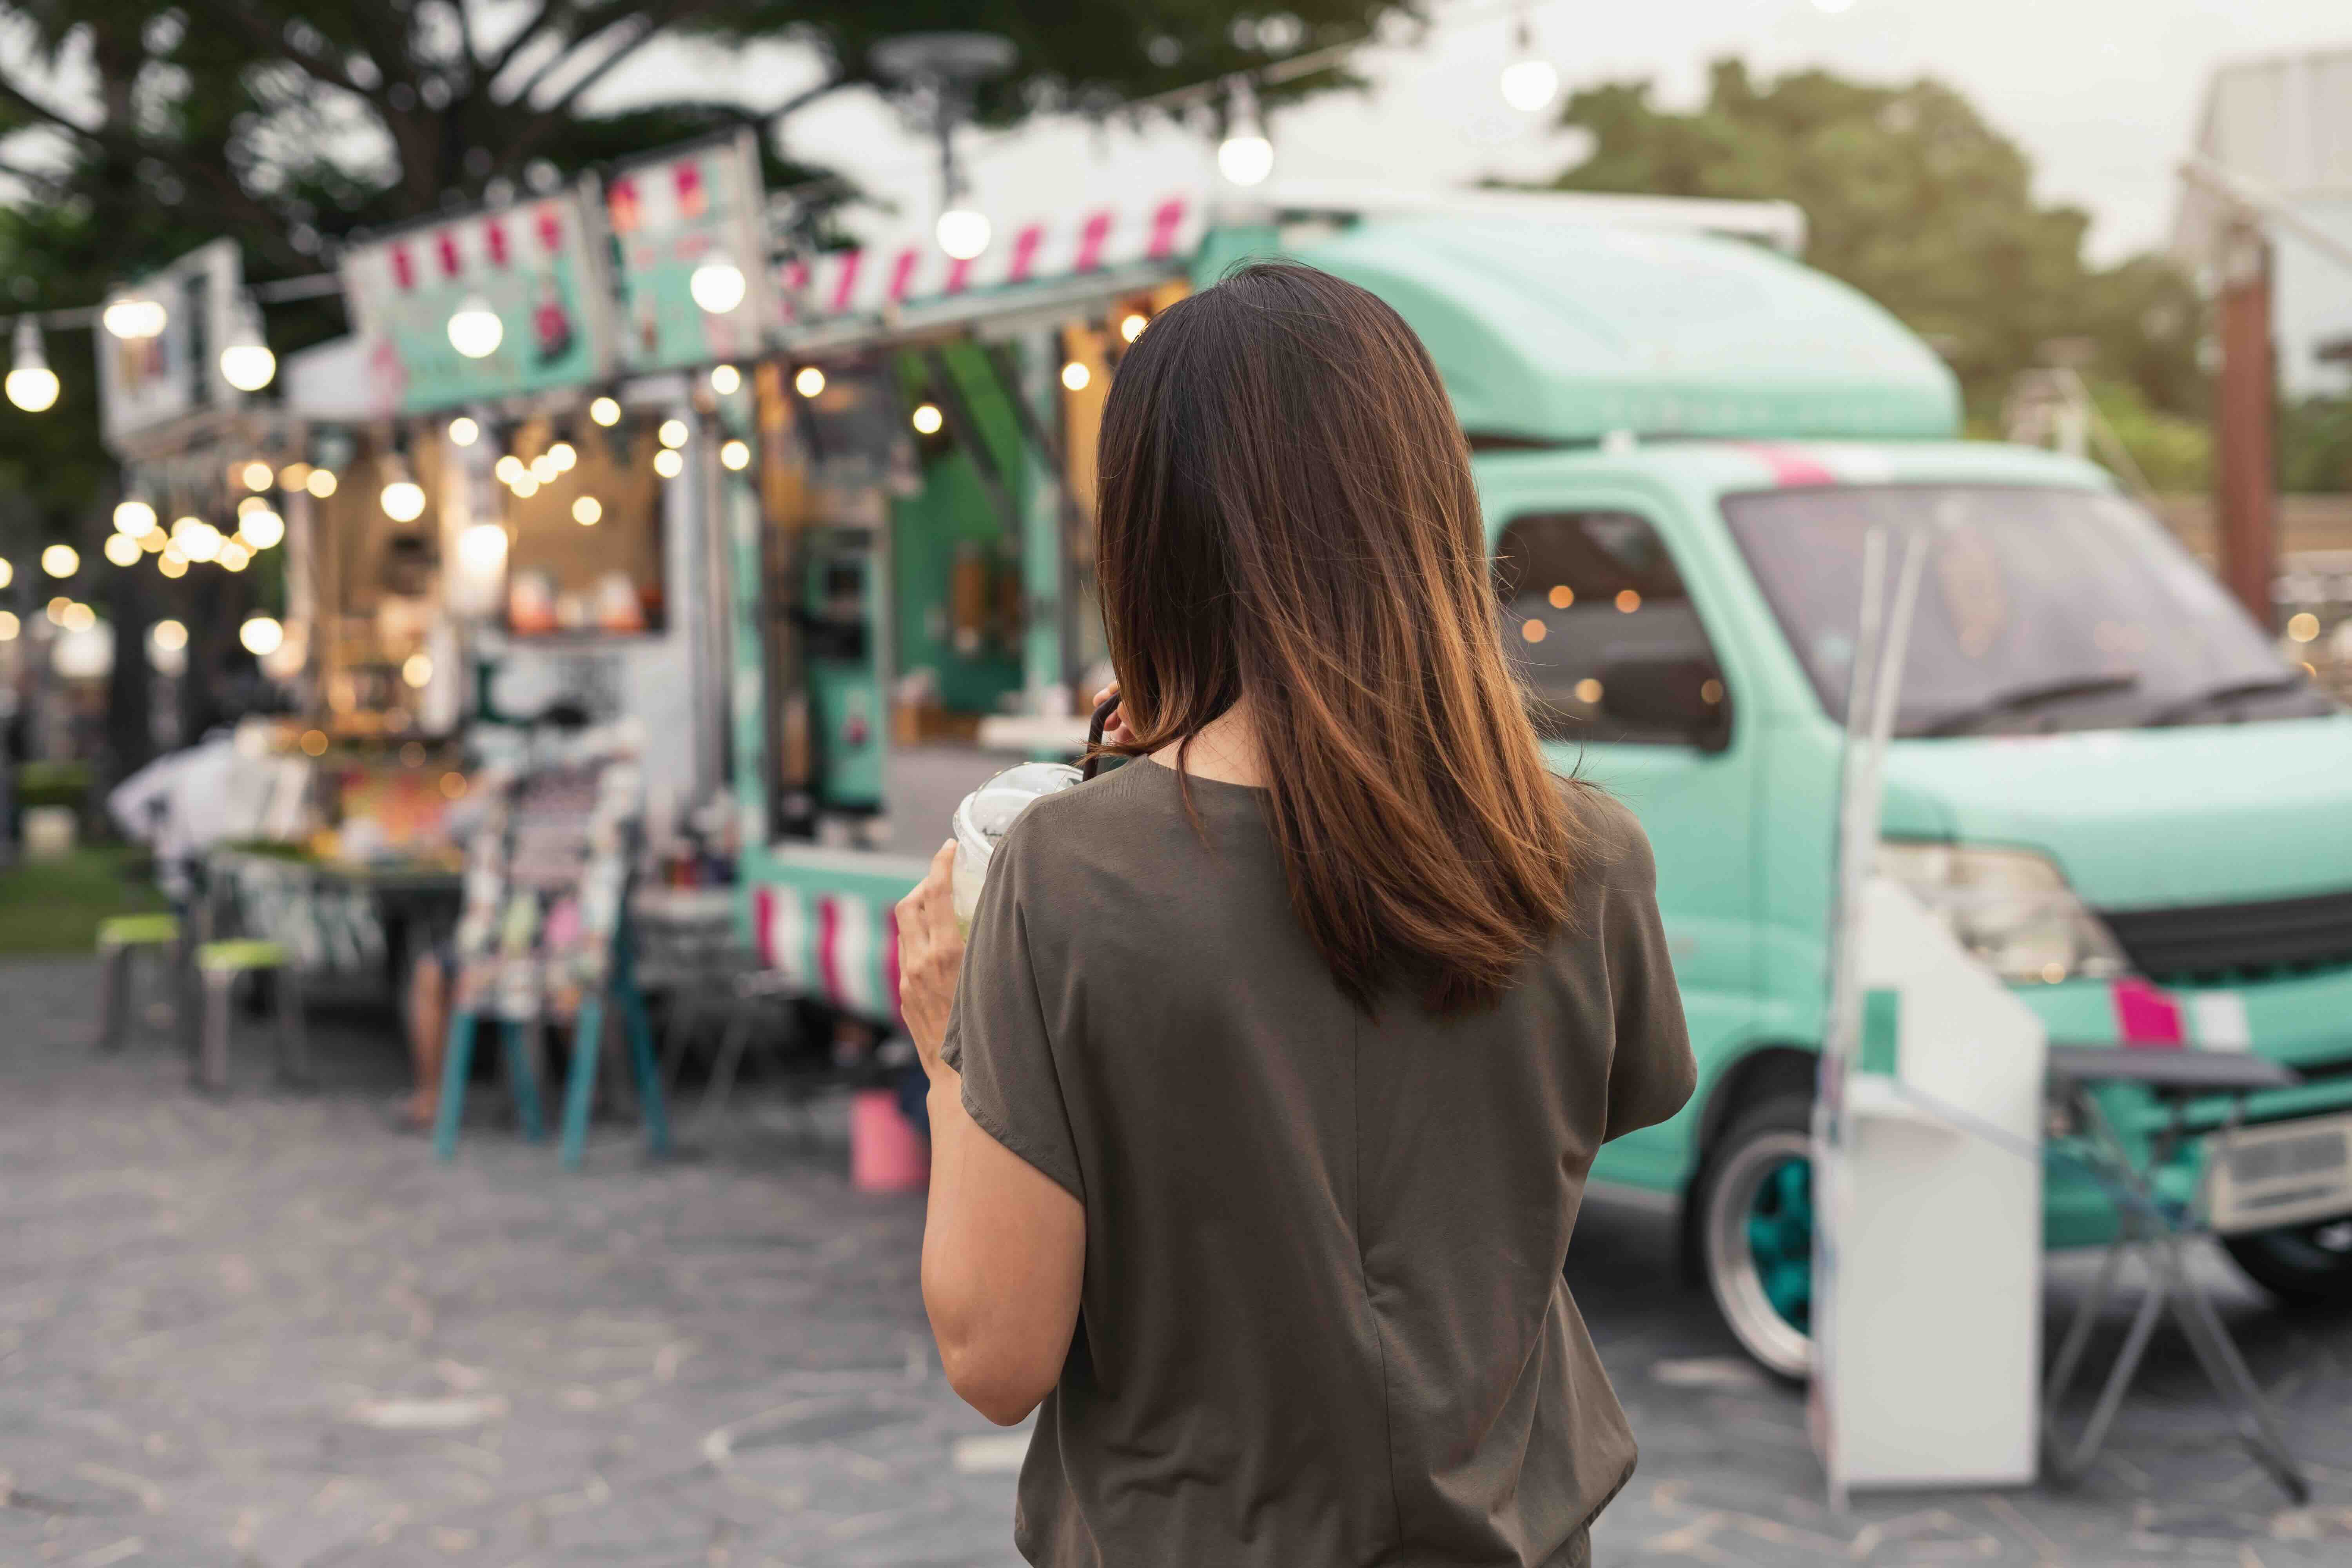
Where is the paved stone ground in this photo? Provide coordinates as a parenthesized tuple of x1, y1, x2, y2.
(5, 955, 2351, 1568)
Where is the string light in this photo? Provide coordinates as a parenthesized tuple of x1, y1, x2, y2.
(512, 473, 540, 498)
(936, 204, 991, 262)
(44, 595, 68, 624)
(720, 438, 751, 470)
(589, 395, 622, 426)
(1120, 312, 1149, 343)
(61, 601, 94, 632)
(793, 366, 825, 398)
(151, 619, 187, 652)
(1498, 13, 1559, 113)
(101, 296, 167, 340)
(306, 468, 338, 498)
(158, 552, 187, 578)
(7, 318, 59, 412)
(380, 452, 426, 521)
(114, 499, 157, 536)
(494, 454, 524, 485)
(0, 611, 15, 641)
(239, 616, 284, 656)
(653, 448, 684, 479)
(658, 419, 688, 448)
(529, 452, 559, 484)
(218, 296, 276, 391)
(710, 364, 741, 395)
(240, 461, 274, 492)
(137, 529, 165, 553)
(40, 543, 77, 577)
(911, 403, 943, 435)
(238, 508, 285, 550)
(218, 540, 252, 572)
(103, 533, 141, 567)
(1217, 77, 1274, 187)
(177, 521, 222, 563)
(447, 294, 503, 358)
(0, 559, 11, 588)
(278, 461, 312, 491)
(689, 259, 748, 314)
(1060, 361, 1091, 391)
(547, 440, 577, 472)
(572, 496, 602, 526)
(402, 652, 434, 688)
(449, 415, 480, 446)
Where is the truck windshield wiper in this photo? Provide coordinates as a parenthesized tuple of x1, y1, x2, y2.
(2144, 673, 2312, 726)
(1911, 673, 2142, 737)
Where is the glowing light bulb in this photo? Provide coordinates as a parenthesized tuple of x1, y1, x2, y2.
(710, 364, 741, 396)
(447, 294, 503, 358)
(494, 454, 524, 485)
(589, 396, 621, 426)
(794, 366, 826, 398)
(41, 543, 78, 577)
(1120, 312, 1149, 343)
(1217, 78, 1274, 187)
(239, 616, 284, 656)
(239, 509, 285, 550)
(448, 416, 480, 446)
(720, 439, 750, 470)
(653, 448, 683, 479)
(114, 500, 157, 537)
(572, 496, 602, 526)
(151, 619, 187, 652)
(7, 319, 59, 412)
(381, 477, 426, 522)
(218, 298, 275, 392)
(547, 441, 576, 472)
(689, 259, 748, 313)
(529, 453, 558, 484)
(911, 403, 943, 435)
(307, 468, 338, 498)
(103, 533, 141, 567)
(102, 296, 167, 339)
(658, 419, 688, 448)
(936, 207, 991, 261)
(1060, 361, 1091, 392)
(217, 540, 251, 572)
(240, 461, 274, 492)
(402, 652, 434, 688)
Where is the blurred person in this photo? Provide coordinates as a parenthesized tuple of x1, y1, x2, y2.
(894, 264, 1695, 1568)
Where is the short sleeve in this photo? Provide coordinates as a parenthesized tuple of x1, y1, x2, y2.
(1592, 799, 1699, 1144)
(938, 826, 1087, 1202)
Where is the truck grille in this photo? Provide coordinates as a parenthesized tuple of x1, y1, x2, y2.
(2099, 888, 2352, 982)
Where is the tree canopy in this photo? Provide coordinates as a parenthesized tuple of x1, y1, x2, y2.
(1532, 59, 2206, 428)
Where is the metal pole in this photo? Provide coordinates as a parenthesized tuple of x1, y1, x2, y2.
(2215, 220, 2276, 625)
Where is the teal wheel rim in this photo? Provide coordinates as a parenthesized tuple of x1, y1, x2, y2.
(1744, 1156, 1814, 1332)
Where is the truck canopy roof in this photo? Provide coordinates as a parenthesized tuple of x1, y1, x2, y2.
(1281, 216, 1962, 446)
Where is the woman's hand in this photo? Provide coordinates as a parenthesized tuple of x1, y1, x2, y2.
(895, 840, 964, 1076)
(1091, 680, 1137, 747)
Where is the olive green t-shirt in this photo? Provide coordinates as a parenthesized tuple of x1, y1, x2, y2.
(939, 757, 1696, 1568)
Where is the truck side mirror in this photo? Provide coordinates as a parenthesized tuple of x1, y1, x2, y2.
(1599, 653, 1732, 752)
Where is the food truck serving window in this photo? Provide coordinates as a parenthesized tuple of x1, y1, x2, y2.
(504, 423, 667, 637)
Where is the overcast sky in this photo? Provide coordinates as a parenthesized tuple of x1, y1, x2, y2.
(592, 0, 2348, 266)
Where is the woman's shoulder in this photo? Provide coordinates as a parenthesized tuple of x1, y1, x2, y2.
(1550, 775, 1657, 892)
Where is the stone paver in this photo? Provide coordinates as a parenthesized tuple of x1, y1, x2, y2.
(4, 954, 2350, 1567)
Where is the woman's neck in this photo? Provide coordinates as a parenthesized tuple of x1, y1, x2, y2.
(1147, 698, 1267, 788)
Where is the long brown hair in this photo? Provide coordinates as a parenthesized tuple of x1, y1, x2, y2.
(1094, 261, 1584, 1014)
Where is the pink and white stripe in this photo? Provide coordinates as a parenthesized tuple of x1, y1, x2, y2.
(777, 191, 1204, 325)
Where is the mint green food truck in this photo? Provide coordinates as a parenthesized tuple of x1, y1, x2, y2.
(732, 187, 2352, 1377)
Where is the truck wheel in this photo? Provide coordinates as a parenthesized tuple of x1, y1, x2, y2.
(2223, 1217, 2352, 1308)
(1697, 1093, 1815, 1380)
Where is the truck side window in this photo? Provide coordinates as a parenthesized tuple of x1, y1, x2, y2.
(1494, 510, 1725, 744)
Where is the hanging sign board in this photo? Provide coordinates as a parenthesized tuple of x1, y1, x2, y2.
(97, 239, 245, 452)
(604, 129, 780, 372)
(338, 189, 616, 414)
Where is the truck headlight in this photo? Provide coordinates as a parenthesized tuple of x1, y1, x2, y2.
(1876, 841, 2128, 985)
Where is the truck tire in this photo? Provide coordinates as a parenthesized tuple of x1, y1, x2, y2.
(2223, 1217, 2352, 1308)
(1695, 1093, 1815, 1380)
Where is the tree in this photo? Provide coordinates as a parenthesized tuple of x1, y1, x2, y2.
(0, 1, 1405, 777)
(1529, 59, 2205, 428)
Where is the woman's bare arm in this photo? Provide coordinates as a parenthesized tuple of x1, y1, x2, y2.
(897, 843, 1086, 1426)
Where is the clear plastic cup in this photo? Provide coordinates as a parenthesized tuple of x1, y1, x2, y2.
(951, 761, 1083, 935)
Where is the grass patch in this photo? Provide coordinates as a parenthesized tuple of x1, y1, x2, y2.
(0, 845, 171, 955)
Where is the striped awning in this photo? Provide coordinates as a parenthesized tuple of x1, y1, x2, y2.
(778, 190, 1203, 330)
